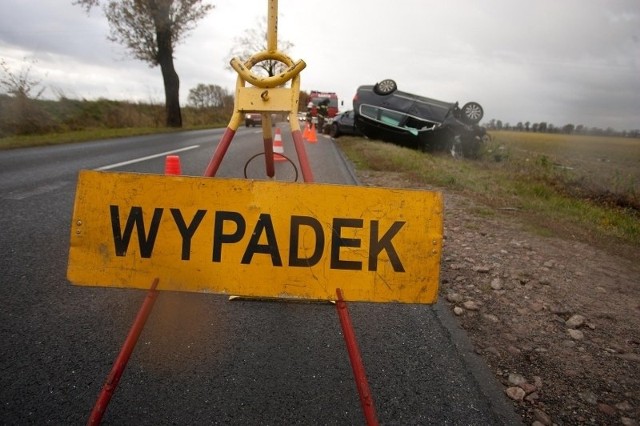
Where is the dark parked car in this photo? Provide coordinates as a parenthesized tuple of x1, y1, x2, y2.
(245, 113, 279, 127)
(329, 110, 362, 138)
(245, 113, 262, 127)
(353, 79, 488, 157)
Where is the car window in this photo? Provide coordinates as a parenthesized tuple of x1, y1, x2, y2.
(360, 105, 405, 126)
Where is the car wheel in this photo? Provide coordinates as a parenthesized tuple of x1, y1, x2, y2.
(461, 102, 483, 124)
(373, 79, 397, 95)
(329, 123, 340, 138)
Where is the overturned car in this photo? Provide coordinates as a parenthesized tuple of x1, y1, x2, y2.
(352, 79, 488, 157)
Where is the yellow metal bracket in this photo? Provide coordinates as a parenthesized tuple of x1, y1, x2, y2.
(227, 0, 306, 133)
(204, 0, 313, 181)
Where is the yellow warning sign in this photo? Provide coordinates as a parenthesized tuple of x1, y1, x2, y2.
(67, 170, 443, 303)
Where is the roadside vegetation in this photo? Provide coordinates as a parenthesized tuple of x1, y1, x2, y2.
(0, 55, 233, 148)
(0, 94, 231, 149)
(336, 132, 640, 250)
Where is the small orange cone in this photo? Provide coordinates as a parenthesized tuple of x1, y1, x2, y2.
(303, 121, 311, 140)
(165, 155, 181, 175)
(307, 123, 318, 143)
(273, 128, 286, 161)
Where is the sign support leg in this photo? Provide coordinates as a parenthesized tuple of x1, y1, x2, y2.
(335, 288, 379, 425)
(204, 127, 237, 177)
(87, 278, 160, 425)
(291, 128, 314, 182)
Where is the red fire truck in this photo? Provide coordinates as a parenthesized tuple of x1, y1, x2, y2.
(306, 91, 339, 133)
(307, 91, 339, 118)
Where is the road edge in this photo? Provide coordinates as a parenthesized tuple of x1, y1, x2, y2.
(331, 137, 523, 425)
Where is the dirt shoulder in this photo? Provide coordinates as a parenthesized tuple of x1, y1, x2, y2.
(357, 170, 640, 426)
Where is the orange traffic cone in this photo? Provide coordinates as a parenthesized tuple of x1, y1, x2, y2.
(303, 121, 311, 140)
(273, 128, 286, 161)
(165, 155, 181, 175)
(307, 123, 318, 143)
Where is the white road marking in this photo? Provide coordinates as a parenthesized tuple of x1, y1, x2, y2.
(4, 145, 202, 200)
(95, 145, 200, 171)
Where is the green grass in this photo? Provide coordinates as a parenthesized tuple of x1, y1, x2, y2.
(0, 128, 171, 149)
(0, 95, 231, 149)
(336, 135, 640, 249)
(0, 124, 222, 150)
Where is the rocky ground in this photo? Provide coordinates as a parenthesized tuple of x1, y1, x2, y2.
(357, 170, 640, 426)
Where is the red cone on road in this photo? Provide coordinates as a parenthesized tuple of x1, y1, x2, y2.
(165, 155, 181, 175)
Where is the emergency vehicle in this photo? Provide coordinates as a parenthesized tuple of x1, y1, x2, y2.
(307, 91, 339, 118)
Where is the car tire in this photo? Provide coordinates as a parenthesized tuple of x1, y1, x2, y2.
(373, 79, 397, 95)
(329, 123, 340, 138)
(461, 102, 483, 124)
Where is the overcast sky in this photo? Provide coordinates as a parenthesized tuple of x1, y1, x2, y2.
(1, 0, 639, 130)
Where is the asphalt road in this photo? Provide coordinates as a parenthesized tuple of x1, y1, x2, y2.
(0, 125, 521, 424)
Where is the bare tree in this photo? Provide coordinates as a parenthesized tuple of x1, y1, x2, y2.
(74, 0, 214, 128)
(226, 16, 294, 78)
(187, 83, 229, 109)
(0, 58, 55, 135)
(0, 58, 45, 99)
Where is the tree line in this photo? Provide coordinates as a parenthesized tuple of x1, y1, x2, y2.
(485, 119, 639, 138)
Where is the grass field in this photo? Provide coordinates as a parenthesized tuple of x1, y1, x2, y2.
(491, 131, 639, 206)
(336, 131, 640, 249)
